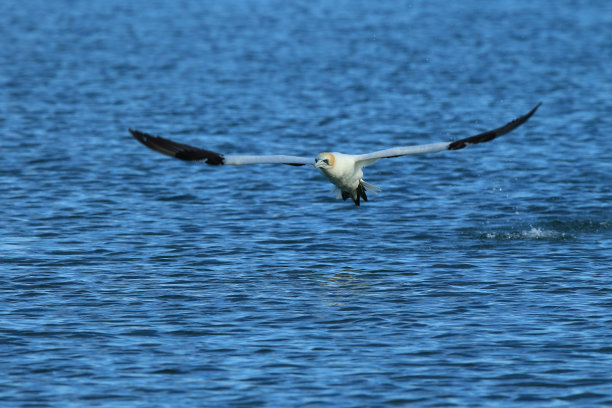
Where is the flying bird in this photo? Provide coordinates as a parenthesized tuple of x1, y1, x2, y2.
(130, 103, 541, 206)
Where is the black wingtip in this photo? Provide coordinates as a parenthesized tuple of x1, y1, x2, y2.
(129, 129, 225, 165)
(448, 103, 542, 151)
(526, 102, 542, 118)
(129, 128, 148, 144)
(129, 128, 165, 152)
(507, 102, 542, 131)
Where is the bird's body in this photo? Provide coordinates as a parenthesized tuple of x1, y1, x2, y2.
(315, 152, 379, 205)
(318, 153, 356, 191)
(130, 103, 541, 206)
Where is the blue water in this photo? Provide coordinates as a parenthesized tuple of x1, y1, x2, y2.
(2, 0, 611, 406)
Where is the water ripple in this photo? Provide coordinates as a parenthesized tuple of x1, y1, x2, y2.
(1, 0, 611, 407)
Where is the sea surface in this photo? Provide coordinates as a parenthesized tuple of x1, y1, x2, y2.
(1, 0, 611, 406)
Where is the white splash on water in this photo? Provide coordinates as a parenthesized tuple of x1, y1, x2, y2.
(485, 226, 569, 240)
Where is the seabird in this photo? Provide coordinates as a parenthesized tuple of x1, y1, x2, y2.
(130, 103, 541, 206)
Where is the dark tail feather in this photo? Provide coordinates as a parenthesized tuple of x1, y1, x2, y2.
(342, 190, 360, 206)
(357, 184, 368, 202)
(342, 185, 368, 206)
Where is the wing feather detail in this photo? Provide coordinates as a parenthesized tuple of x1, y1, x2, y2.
(448, 102, 541, 150)
(130, 129, 311, 166)
(130, 129, 225, 165)
(354, 103, 541, 166)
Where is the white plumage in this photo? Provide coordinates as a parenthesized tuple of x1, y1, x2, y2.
(130, 103, 541, 206)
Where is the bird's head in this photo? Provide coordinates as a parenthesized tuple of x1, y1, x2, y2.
(315, 152, 335, 169)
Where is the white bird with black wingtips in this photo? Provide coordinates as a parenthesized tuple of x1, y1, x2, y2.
(130, 103, 541, 206)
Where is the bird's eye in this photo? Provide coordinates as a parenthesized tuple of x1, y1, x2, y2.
(323, 159, 329, 164)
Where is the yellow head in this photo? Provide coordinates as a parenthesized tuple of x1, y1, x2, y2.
(314, 152, 335, 169)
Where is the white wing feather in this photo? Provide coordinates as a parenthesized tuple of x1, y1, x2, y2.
(224, 155, 312, 166)
(354, 142, 450, 166)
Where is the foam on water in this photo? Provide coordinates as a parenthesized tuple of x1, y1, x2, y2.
(484, 226, 572, 241)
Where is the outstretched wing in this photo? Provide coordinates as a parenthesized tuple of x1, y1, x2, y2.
(353, 103, 541, 166)
(129, 129, 312, 166)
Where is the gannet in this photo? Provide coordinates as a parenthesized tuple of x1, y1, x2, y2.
(130, 103, 541, 206)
